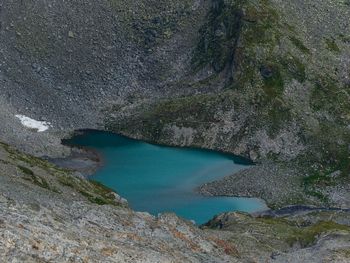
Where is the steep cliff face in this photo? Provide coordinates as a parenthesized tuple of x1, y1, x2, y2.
(107, 0, 350, 167)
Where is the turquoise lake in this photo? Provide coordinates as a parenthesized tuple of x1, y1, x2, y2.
(66, 131, 267, 224)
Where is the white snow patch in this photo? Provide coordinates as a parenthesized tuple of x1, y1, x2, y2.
(15, 115, 51, 132)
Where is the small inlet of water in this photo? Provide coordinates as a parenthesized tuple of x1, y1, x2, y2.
(65, 130, 267, 225)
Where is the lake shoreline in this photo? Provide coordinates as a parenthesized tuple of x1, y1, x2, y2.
(49, 145, 105, 178)
(51, 130, 350, 225)
(59, 129, 269, 224)
(49, 148, 350, 225)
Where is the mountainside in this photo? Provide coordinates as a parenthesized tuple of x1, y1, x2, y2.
(0, 0, 350, 261)
(0, 0, 209, 155)
(107, 0, 350, 207)
(0, 142, 235, 262)
(1, 0, 349, 207)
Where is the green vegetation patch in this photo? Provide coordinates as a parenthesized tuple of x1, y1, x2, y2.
(299, 76, 350, 191)
(1, 142, 124, 204)
(146, 94, 219, 124)
(289, 36, 310, 54)
(307, 123, 350, 175)
(18, 165, 34, 176)
(302, 169, 332, 203)
(325, 38, 340, 53)
(4, 142, 65, 173)
(311, 79, 350, 123)
(261, 64, 284, 97)
(29, 174, 50, 189)
(285, 221, 350, 247)
(58, 175, 123, 206)
(20, 170, 52, 191)
(298, 121, 349, 202)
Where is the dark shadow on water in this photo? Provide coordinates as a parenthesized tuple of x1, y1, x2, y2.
(63, 129, 254, 165)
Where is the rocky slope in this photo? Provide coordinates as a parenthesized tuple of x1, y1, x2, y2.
(107, 0, 350, 207)
(0, 0, 350, 261)
(0, 0, 210, 156)
(1, 142, 350, 262)
(1, 0, 349, 207)
(204, 210, 350, 262)
(0, 142, 236, 262)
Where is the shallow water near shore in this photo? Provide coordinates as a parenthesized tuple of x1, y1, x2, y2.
(65, 130, 267, 224)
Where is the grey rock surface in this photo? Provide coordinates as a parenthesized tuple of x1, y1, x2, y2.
(0, 142, 236, 262)
(0, 0, 350, 261)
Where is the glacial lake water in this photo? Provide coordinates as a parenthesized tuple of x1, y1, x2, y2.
(66, 131, 267, 224)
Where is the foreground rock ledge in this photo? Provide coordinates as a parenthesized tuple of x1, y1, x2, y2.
(1, 143, 350, 262)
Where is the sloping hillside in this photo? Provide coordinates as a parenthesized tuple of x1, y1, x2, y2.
(0, 142, 236, 262)
(0, 0, 350, 261)
(1, 142, 350, 262)
(106, 0, 350, 207)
